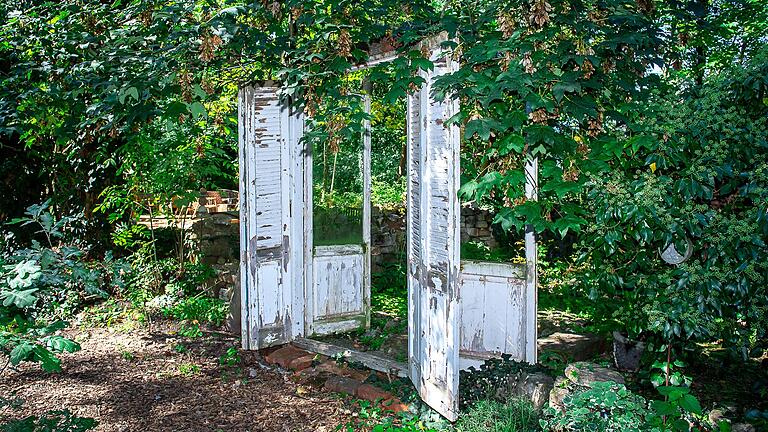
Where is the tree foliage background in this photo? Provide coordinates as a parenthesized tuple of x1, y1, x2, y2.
(0, 0, 766, 359)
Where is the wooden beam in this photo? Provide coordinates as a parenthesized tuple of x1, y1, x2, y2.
(292, 337, 408, 378)
(524, 157, 539, 364)
(362, 79, 372, 330)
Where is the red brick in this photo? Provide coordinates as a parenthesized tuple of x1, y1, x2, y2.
(323, 375, 361, 396)
(355, 384, 394, 402)
(288, 354, 316, 372)
(264, 345, 310, 369)
(315, 360, 370, 381)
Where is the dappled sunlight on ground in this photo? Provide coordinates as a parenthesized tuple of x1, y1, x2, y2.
(0, 327, 352, 432)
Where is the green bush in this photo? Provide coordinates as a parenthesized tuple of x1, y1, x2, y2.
(459, 355, 550, 409)
(162, 294, 227, 327)
(371, 259, 407, 317)
(538, 380, 708, 432)
(575, 48, 768, 354)
(125, 254, 215, 301)
(540, 381, 651, 432)
(1, 202, 127, 372)
(0, 409, 97, 432)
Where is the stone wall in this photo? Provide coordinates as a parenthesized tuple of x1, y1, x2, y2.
(188, 211, 240, 302)
(172, 193, 500, 302)
(370, 206, 406, 272)
(460, 205, 497, 249)
(370, 204, 499, 272)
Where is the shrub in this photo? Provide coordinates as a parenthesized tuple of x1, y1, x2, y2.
(161, 295, 227, 327)
(1, 202, 127, 372)
(540, 381, 651, 432)
(459, 355, 550, 409)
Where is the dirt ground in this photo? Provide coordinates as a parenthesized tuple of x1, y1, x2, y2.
(0, 325, 355, 432)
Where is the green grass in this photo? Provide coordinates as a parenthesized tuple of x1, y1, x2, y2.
(455, 399, 540, 432)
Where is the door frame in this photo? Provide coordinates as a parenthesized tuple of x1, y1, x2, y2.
(302, 86, 373, 337)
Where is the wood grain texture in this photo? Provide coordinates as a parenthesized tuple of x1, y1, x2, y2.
(458, 261, 527, 361)
(407, 32, 461, 422)
(524, 157, 539, 363)
(293, 338, 408, 378)
(238, 84, 304, 350)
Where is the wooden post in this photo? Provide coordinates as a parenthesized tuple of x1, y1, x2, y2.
(362, 79, 373, 329)
(524, 157, 538, 364)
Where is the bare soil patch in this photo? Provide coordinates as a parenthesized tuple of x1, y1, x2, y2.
(1, 325, 354, 432)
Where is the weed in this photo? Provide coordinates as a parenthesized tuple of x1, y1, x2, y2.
(219, 347, 241, 367)
(0, 409, 98, 431)
(119, 350, 135, 361)
(337, 400, 437, 432)
(177, 321, 203, 339)
(162, 295, 227, 327)
(178, 362, 201, 376)
(460, 240, 521, 263)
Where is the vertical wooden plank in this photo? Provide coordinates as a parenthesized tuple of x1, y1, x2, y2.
(362, 80, 373, 330)
(238, 87, 251, 349)
(406, 63, 423, 385)
(303, 108, 315, 336)
(506, 277, 526, 358)
(288, 100, 306, 339)
(524, 157, 538, 363)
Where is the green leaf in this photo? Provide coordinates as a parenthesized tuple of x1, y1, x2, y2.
(1, 288, 39, 308)
(459, 180, 479, 200)
(553, 81, 581, 102)
(678, 394, 702, 414)
(552, 214, 588, 237)
(32, 345, 62, 373)
(7, 260, 41, 289)
(9, 343, 35, 365)
(188, 102, 207, 120)
(672, 418, 690, 431)
(465, 118, 504, 141)
(627, 135, 656, 153)
(119, 86, 139, 104)
(651, 400, 677, 416)
(497, 134, 525, 156)
(45, 336, 81, 353)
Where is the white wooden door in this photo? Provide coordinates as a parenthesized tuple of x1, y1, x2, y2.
(407, 34, 462, 421)
(239, 83, 305, 350)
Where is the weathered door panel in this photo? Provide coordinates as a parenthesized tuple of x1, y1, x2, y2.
(407, 34, 461, 422)
(458, 261, 528, 370)
(309, 245, 367, 335)
(238, 84, 304, 350)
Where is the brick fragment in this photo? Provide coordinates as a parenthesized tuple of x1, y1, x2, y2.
(323, 376, 361, 396)
(355, 384, 394, 402)
(288, 354, 316, 372)
(264, 345, 310, 369)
